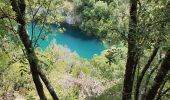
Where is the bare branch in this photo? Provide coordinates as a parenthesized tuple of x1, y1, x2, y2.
(33, 0, 52, 48)
(27, 0, 43, 43)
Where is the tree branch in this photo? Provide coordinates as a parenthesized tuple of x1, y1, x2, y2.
(33, 1, 52, 48)
(10, 0, 47, 99)
(140, 58, 162, 100)
(145, 49, 170, 100)
(156, 87, 170, 100)
(135, 46, 159, 100)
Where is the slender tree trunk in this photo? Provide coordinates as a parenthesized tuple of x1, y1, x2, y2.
(135, 46, 159, 100)
(10, 0, 47, 99)
(38, 68, 59, 100)
(122, 0, 138, 100)
(18, 25, 47, 100)
(140, 59, 162, 100)
(145, 50, 170, 100)
(10, 0, 59, 99)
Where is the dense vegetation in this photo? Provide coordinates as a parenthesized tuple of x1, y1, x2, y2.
(0, 0, 170, 100)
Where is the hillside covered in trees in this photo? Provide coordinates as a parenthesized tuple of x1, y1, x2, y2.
(0, 0, 170, 100)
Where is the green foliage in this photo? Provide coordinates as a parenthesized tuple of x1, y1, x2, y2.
(1, 0, 170, 99)
(0, 52, 9, 69)
(72, 0, 129, 46)
(93, 82, 122, 100)
(60, 87, 79, 100)
(91, 46, 126, 80)
(71, 65, 91, 77)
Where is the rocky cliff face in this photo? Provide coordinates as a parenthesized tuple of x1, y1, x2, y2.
(31, 7, 80, 25)
(31, 0, 81, 25)
(65, 12, 81, 25)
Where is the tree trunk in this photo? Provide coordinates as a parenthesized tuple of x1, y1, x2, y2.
(145, 50, 170, 100)
(10, 0, 47, 99)
(122, 0, 138, 100)
(10, 0, 59, 99)
(38, 68, 59, 100)
(135, 46, 159, 100)
(18, 25, 47, 100)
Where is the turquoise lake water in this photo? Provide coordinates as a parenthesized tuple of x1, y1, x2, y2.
(28, 23, 105, 59)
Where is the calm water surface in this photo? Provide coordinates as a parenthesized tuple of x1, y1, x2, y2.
(28, 23, 105, 59)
